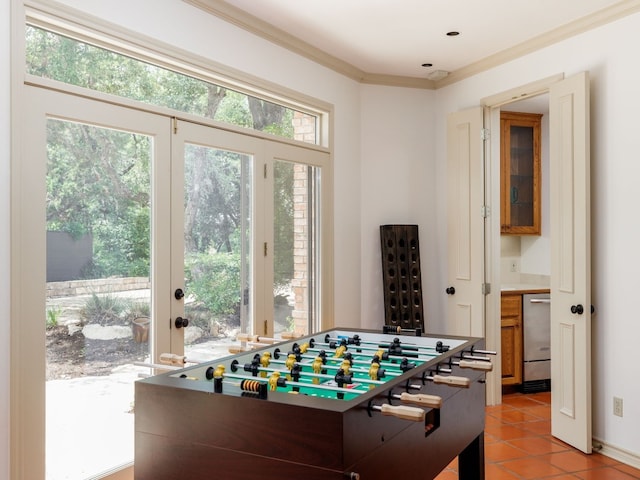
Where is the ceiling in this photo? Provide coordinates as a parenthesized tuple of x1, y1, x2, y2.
(188, 0, 640, 87)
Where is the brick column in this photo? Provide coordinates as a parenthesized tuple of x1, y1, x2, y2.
(290, 112, 316, 335)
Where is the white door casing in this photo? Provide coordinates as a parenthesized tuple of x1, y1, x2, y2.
(446, 107, 485, 338)
(549, 72, 592, 454)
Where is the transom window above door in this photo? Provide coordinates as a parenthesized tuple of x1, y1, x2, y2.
(26, 25, 322, 146)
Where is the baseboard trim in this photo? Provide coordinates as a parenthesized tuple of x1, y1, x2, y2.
(593, 437, 640, 469)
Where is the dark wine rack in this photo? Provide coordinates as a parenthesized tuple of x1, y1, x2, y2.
(379, 225, 424, 332)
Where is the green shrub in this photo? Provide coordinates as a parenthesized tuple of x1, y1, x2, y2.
(46, 306, 63, 328)
(185, 251, 241, 317)
(81, 292, 129, 326)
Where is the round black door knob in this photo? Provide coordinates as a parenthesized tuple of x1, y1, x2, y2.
(174, 288, 185, 300)
(175, 316, 189, 328)
(570, 304, 584, 315)
(446, 286, 455, 295)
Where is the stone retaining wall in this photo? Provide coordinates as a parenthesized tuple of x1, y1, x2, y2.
(46, 277, 150, 297)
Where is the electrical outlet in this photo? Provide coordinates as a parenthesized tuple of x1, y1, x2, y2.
(613, 397, 623, 417)
(510, 260, 519, 273)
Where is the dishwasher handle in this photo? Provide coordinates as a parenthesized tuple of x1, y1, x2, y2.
(529, 298, 551, 304)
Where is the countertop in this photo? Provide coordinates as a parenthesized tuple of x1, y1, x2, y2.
(501, 284, 550, 294)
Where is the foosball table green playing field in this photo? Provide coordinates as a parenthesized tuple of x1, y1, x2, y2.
(135, 328, 493, 479)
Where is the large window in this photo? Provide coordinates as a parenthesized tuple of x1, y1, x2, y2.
(17, 19, 331, 480)
(26, 25, 320, 145)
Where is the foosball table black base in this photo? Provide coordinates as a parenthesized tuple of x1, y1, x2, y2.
(135, 329, 487, 479)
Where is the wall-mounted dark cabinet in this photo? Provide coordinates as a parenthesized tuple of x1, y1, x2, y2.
(500, 111, 542, 235)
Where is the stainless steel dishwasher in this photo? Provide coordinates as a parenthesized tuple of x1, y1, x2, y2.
(522, 293, 551, 393)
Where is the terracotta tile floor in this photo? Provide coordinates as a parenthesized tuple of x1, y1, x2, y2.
(435, 391, 640, 479)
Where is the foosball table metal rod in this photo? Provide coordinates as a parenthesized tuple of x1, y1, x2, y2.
(263, 353, 402, 379)
(277, 346, 416, 374)
(232, 361, 386, 387)
(214, 370, 368, 397)
(308, 340, 439, 362)
(467, 346, 497, 356)
(133, 361, 181, 371)
(382, 325, 423, 336)
(323, 334, 451, 354)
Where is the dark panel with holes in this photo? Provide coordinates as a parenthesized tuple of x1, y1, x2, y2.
(380, 225, 424, 332)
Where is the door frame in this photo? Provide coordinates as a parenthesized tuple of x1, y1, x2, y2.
(481, 74, 592, 453)
(481, 74, 565, 407)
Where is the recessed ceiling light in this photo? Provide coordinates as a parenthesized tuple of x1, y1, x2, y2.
(421, 63, 433, 68)
(446, 31, 460, 36)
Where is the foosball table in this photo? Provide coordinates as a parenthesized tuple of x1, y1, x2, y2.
(135, 328, 492, 479)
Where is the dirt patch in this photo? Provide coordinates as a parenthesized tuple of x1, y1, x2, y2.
(46, 325, 148, 381)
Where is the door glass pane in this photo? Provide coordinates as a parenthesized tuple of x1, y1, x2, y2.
(45, 120, 152, 479)
(273, 160, 320, 337)
(183, 144, 252, 361)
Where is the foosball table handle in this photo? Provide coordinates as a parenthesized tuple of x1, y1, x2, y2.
(228, 346, 254, 354)
(380, 404, 426, 422)
(399, 392, 442, 409)
(458, 359, 493, 372)
(432, 374, 471, 387)
(159, 353, 186, 366)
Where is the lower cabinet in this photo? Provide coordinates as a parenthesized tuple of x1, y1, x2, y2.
(501, 293, 523, 385)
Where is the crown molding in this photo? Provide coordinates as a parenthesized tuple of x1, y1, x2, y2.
(183, 0, 367, 81)
(437, 0, 640, 88)
(185, 0, 640, 90)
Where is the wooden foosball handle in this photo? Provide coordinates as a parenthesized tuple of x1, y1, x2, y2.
(159, 353, 186, 366)
(458, 359, 493, 371)
(432, 374, 471, 387)
(237, 332, 299, 343)
(380, 404, 426, 422)
(399, 392, 443, 409)
(228, 346, 254, 354)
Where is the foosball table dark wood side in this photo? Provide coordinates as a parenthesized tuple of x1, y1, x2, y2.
(134, 329, 489, 480)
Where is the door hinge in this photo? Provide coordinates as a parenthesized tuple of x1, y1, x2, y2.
(173, 117, 178, 134)
(264, 242, 268, 257)
(482, 283, 491, 295)
(481, 205, 491, 218)
(264, 163, 267, 179)
(481, 128, 490, 140)
(264, 319, 268, 335)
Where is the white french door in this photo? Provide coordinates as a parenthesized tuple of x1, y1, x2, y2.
(171, 120, 261, 360)
(19, 86, 172, 480)
(15, 85, 329, 480)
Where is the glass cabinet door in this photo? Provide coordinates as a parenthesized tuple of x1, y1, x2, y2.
(500, 111, 542, 235)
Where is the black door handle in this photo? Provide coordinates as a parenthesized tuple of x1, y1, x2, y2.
(175, 288, 185, 300)
(446, 286, 455, 295)
(570, 304, 584, 315)
(175, 316, 189, 328)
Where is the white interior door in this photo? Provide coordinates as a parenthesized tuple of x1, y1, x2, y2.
(446, 107, 485, 337)
(549, 71, 592, 453)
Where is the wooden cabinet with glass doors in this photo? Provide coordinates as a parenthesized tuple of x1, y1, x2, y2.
(500, 111, 542, 235)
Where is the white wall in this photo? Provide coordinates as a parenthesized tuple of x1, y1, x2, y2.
(434, 12, 640, 458)
(1, 0, 11, 476)
(359, 84, 436, 329)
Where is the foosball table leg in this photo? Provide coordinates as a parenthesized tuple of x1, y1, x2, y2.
(458, 433, 485, 480)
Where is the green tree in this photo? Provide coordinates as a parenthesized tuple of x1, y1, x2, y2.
(30, 25, 299, 308)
